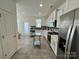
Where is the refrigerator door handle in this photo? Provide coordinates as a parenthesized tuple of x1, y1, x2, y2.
(64, 25, 73, 59)
(67, 25, 76, 59)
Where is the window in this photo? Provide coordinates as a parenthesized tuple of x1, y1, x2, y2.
(24, 22, 29, 33)
(36, 19, 42, 28)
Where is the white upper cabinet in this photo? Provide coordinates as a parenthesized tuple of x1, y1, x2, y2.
(0, 0, 16, 14)
(58, 0, 79, 16)
(59, 2, 68, 15)
(67, 0, 79, 12)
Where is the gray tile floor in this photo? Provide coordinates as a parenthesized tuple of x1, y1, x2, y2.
(11, 36, 56, 59)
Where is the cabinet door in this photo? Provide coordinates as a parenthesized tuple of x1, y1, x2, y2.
(51, 35, 58, 56)
(67, 0, 79, 12)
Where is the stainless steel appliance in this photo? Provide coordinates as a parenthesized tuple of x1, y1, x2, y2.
(57, 8, 79, 59)
(64, 25, 73, 59)
(57, 25, 73, 59)
(66, 25, 77, 59)
(65, 9, 79, 59)
(57, 10, 74, 59)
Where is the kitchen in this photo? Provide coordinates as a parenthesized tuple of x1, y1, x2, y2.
(0, 0, 79, 59)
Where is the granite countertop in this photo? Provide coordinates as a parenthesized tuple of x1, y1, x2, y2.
(48, 31, 59, 35)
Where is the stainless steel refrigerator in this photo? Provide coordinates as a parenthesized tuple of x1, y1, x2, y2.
(66, 8, 79, 59)
(57, 8, 79, 59)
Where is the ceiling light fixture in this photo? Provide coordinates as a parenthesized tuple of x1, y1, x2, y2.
(40, 4, 43, 7)
(40, 0, 43, 7)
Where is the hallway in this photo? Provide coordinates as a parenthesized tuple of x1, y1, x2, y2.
(11, 36, 56, 59)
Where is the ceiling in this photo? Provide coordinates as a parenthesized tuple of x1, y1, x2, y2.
(16, 0, 65, 17)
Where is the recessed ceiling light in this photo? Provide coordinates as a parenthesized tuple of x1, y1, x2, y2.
(40, 4, 43, 7)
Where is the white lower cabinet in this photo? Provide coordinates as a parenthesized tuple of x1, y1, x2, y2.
(0, 9, 17, 59)
(51, 35, 58, 56)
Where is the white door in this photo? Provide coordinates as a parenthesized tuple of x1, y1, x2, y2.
(4, 11, 17, 59)
(0, 9, 8, 59)
(0, 8, 17, 59)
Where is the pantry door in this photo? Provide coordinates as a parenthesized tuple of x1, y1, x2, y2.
(4, 11, 17, 59)
(0, 9, 8, 59)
